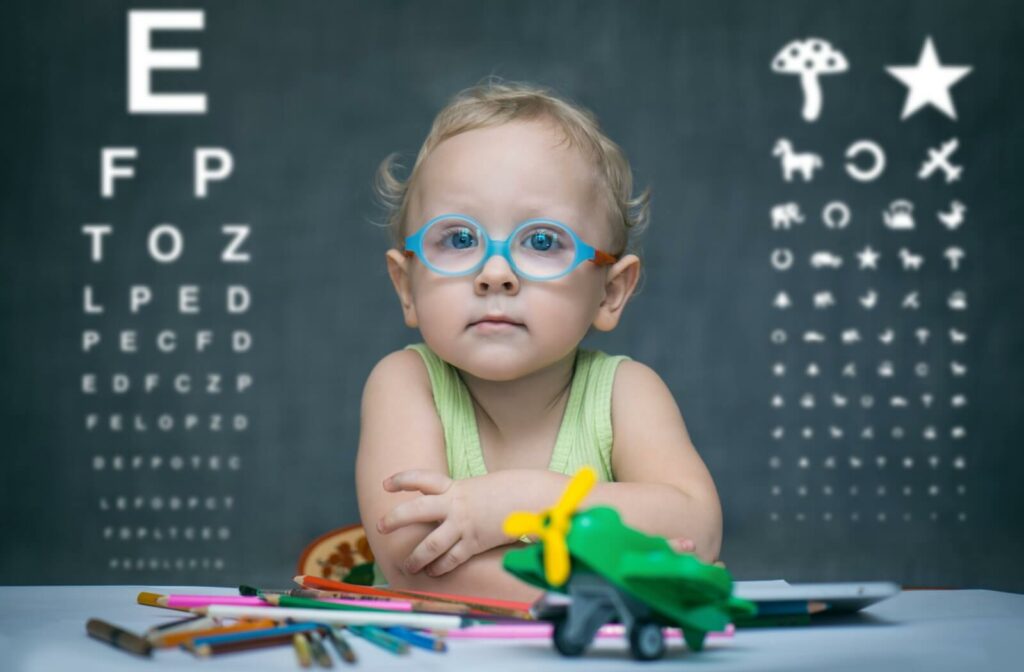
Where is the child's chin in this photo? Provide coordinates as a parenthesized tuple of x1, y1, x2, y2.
(451, 348, 537, 381)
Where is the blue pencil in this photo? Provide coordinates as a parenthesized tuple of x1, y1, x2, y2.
(755, 600, 828, 617)
(385, 626, 447, 652)
(189, 622, 322, 648)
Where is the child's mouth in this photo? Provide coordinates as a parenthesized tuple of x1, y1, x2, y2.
(469, 319, 525, 332)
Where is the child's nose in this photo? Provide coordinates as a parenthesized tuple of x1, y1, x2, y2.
(474, 254, 520, 294)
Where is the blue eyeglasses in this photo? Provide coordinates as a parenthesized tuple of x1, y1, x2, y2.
(402, 214, 618, 281)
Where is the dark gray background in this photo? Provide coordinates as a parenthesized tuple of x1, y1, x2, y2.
(1, 0, 1021, 591)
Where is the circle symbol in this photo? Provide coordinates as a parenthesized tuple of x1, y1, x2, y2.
(770, 329, 788, 344)
(771, 248, 794, 270)
(822, 201, 851, 229)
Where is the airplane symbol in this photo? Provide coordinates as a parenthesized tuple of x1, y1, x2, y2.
(902, 291, 920, 309)
(919, 138, 962, 183)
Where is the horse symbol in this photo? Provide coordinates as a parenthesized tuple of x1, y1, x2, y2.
(773, 139, 823, 182)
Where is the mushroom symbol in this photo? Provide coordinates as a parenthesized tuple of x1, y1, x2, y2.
(503, 466, 597, 587)
(772, 38, 848, 122)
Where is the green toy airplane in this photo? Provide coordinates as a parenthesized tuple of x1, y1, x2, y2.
(502, 466, 755, 660)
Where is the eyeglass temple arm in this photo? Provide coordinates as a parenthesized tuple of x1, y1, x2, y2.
(590, 250, 618, 266)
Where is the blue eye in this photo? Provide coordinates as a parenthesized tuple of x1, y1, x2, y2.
(446, 227, 477, 250)
(526, 229, 557, 251)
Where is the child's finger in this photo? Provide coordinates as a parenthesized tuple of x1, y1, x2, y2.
(668, 537, 696, 553)
(384, 470, 452, 495)
(423, 538, 472, 577)
(377, 495, 446, 534)
(403, 521, 459, 575)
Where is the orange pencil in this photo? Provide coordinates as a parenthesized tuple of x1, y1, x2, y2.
(151, 619, 277, 648)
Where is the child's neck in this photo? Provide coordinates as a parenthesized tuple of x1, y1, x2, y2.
(457, 348, 578, 449)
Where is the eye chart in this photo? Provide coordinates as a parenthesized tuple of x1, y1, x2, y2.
(79, 11, 251, 579)
(765, 37, 975, 529)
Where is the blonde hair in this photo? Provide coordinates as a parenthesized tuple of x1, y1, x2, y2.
(373, 79, 650, 257)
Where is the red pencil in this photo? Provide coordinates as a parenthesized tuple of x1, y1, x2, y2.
(293, 575, 533, 620)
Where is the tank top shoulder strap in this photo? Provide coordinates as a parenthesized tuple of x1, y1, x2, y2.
(548, 349, 631, 483)
(404, 343, 487, 479)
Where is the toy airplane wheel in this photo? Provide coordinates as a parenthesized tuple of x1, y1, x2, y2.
(628, 620, 665, 661)
(551, 616, 587, 657)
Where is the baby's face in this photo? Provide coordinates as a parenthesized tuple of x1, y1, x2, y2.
(393, 119, 617, 381)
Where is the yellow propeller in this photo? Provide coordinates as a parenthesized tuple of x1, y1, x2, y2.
(503, 466, 597, 587)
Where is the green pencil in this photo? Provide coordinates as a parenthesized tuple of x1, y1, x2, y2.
(261, 592, 390, 614)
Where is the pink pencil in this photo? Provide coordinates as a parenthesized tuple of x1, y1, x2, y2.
(142, 593, 411, 611)
(447, 623, 734, 639)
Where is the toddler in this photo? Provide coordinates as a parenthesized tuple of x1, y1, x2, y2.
(355, 80, 721, 602)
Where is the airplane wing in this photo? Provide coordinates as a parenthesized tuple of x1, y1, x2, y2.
(617, 550, 756, 629)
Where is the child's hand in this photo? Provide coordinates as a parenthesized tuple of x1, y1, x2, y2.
(376, 470, 512, 577)
(668, 537, 696, 553)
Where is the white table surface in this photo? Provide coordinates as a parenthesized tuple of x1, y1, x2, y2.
(1, 585, 1021, 671)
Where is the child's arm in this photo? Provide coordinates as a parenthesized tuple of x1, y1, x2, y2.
(355, 350, 544, 601)
(604, 359, 723, 561)
(380, 360, 722, 570)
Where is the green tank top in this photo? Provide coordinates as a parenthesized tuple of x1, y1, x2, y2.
(405, 342, 630, 482)
(370, 342, 630, 586)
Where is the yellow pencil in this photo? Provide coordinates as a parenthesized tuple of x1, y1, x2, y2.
(293, 633, 312, 667)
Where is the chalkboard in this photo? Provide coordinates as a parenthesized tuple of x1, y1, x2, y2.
(2, 0, 1022, 592)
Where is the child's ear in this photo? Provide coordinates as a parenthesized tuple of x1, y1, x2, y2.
(385, 248, 419, 328)
(592, 253, 641, 332)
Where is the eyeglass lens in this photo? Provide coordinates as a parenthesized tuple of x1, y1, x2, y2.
(420, 218, 578, 278)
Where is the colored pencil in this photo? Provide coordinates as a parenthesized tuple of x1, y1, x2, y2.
(188, 622, 323, 649)
(308, 630, 334, 668)
(347, 625, 409, 655)
(385, 626, 447, 652)
(445, 622, 735, 639)
(754, 600, 829, 616)
(293, 575, 532, 619)
(86, 618, 153, 657)
(325, 627, 357, 664)
(262, 592, 397, 613)
(136, 591, 191, 612)
(193, 604, 463, 630)
(293, 633, 313, 667)
(150, 619, 277, 648)
(187, 633, 300, 657)
(146, 613, 211, 633)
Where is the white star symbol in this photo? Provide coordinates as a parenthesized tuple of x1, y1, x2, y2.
(857, 245, 880, 269)
(886, 37, 972, 120)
